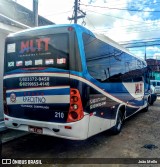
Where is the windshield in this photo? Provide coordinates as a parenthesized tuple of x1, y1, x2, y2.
(5, 33, 69, 72)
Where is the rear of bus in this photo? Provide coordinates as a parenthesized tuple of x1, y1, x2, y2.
(3, 25, 89, 140)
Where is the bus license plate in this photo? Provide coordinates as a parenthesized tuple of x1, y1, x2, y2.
(28, 126, 43, 134)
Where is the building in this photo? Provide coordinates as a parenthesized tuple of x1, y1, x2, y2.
(0, 0, 54, 130)
(146, 59, 160, 80)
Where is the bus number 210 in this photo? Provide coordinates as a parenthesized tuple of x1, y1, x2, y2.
(55, 112, 64, 119)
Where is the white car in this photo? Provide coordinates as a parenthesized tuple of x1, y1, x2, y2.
(150, 80, 160, 95)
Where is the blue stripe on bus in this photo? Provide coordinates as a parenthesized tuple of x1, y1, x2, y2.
(6, 88, 70, 97)
(4, 70, 144, 108)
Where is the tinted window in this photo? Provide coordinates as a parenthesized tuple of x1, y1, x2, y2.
(157, 82, 160, 86)
(5, 33, 69, 72)
(151, 81, 156, 86)
(83, 33, 143, 82)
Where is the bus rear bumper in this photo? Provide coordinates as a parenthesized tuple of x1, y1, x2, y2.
(4, 115, 90, 140)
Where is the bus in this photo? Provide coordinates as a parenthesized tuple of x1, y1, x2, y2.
(3, 24, 150, 140)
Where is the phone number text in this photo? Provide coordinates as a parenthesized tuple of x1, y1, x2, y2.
(19, 77, 50, 82)
(19, 82, 50, 87)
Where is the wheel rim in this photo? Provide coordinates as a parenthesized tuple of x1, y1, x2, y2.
(117, 115, 122, 130)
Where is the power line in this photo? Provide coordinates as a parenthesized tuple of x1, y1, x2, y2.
(90, 19, 159, 30)
(120, 38, 160, 47)
(84, 1, 160, 9)
(84, 9, 160, 36)
(85, 9, 149, 23)
(94, 26, 160, 34)
(81, 4, 160, 12)
(85, 15, 95, 29)
(92, 23, 160, 32)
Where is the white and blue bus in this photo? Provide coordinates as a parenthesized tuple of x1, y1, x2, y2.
(3, 24, 150, 140)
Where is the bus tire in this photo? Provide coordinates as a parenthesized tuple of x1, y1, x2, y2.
(111, 110, 123, 135)
(149, 100, 154, 106)
(143, 105, 149, 112)
(143, 99, 149, 112)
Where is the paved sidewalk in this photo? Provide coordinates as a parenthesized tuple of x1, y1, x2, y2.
(1, 129, 28, 143)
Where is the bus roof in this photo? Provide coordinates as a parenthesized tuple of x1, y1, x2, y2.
(7, 23, 146, 65)
(7, 24, 94, 37)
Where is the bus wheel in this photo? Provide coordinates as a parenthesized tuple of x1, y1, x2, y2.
(149, 100, 154, 106)
(143, 99, 150, 112)
(111, 110, 123, 135)
(143, 104, 149, 112)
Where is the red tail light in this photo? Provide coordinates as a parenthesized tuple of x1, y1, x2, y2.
(3, 87, 9, 115)
(67, 88, 84, 122)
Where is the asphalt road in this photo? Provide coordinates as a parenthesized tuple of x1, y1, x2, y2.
(1, 99, 160, 167)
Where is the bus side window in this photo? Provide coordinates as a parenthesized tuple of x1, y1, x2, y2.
(133, 77, 143, 82)
(144, 72, 150, 84)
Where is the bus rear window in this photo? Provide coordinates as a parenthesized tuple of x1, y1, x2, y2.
(5, 33, 69, 72)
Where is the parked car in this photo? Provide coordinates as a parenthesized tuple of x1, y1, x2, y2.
(150, 80, 160, 95)
(149, 84, 157, 105)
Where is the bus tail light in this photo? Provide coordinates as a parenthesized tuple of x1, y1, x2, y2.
(3, 87, 9, 115)
(67, 88, 84, 122)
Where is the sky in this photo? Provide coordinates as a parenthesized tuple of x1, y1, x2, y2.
(14, 0, 160, 60)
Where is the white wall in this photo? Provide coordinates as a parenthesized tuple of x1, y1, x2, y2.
(0, 24, 22, 121)
(0, 32, 8, 120)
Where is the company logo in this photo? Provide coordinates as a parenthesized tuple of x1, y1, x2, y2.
(10, 92, 16, 103)
(23, 96, 46, 103)
(20, 38, 50, 54)
(2, 159, 11, 164)
(2, 159, 42, 165)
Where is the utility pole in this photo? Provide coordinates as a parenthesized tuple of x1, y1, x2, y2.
(144, 44, 146, 60)
(68, 0, 86, 24)
(74, 0, 78, 23)
(33, 0, 38, 27)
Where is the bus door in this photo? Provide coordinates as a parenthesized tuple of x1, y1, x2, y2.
(87, 86, 112, 137)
